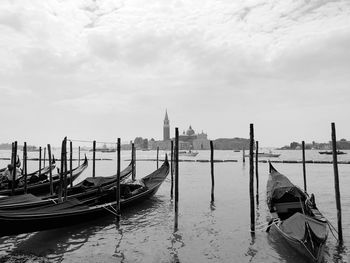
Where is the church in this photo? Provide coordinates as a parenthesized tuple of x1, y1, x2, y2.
(155, 110, 210, 150)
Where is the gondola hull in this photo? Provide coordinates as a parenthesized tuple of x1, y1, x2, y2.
(0, 158, 169, 236)
(269, 220, 326, 263)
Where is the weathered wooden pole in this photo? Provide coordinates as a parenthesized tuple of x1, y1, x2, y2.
(63, 138, 68, 201)
(302, 141, 307, 192)
(39, 146, 42, 178)
(23, 142, 28, 194)
(70, 140, 73, 187)
(47, 144, 53, 195)
(243, 148, 246, 163)
(249, 124, 255, 233)
(131, 143, 136, 181)
(43, 147, 46, 167)
(78, 146, 81, 166)
(174, 128, 179, 231)
(59, 139, 64, 202)
(255, 141, 259, 204)
(156, 146, 159, 169)
(170, 140, 174, 199)
(11, 141, 18, 195)
(11, 142, 14, 165)
(210, 140, 215, 203)
(92, 140, 96, 178)
(116, 138, 121, 222)
(331, 122, 343, 243)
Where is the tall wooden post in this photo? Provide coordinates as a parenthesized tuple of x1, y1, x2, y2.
(116, 138, 121, 222)
(302, 141, 307, 192)
(47, 144, 53, 195)
(63, 138, 68, 201)
(249, 124, 255, 233)
(59, 139, 64, 202)
(43, 147, 46, 167)
(70, 140, 73, 187)
(131, 143, 136, 181)
(11, 141, 17, 195)
(243, 148, 246, 163)
(156, 146, 159, 169)
(78, 146, 81, 166)
(255, 141, 259, 204)
(174, 128, 179, 231)
(210, 140, 215, 203)
(92, 140, 96, 178)
(23, 142, 28, 194)
(39, 146, 42, 178)
(170, 140, 174, 199)
(331, 122, 343, 243)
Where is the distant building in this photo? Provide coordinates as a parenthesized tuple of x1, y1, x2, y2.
(336, 139, 350, 149)
(163, 110, 170, 141)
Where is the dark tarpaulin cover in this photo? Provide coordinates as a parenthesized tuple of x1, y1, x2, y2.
(266, 168, 304, 210)
(74, 176, 118, 189)
(0, 194, 42, 205)
(280, 212, 327, 241)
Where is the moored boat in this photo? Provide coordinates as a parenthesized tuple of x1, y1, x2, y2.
(178, 150, 198, 157)
(0, 160, 134, 210)
(266, 162, 328, 262)
(319, 150, 346, 155)
(0, 157, 85, 196)
(0, 156, 169, 236)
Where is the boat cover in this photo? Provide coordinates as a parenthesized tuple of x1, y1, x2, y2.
(267, 168, 304, 210)
(0, 194, 42, 205)
(280, 212, 327, 240)
(75, 176, 118, 189)
(1, 198, 89, 215)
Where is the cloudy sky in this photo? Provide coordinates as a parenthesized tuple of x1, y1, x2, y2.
(0, 0, 350, 147)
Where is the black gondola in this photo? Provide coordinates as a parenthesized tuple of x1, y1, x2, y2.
(0, 156, 169, 236)
(266, 162, 328, 262)
(0, 160, 134, 209)
(0, 157, 85, 196)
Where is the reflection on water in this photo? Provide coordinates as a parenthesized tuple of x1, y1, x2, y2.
(0, 150, 349, 262)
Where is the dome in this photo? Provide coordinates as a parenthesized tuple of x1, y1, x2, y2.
(186, 125, 195, 136)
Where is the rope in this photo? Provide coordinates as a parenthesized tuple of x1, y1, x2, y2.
(102, 205, 118, 216)
(68, 139, 118, 144)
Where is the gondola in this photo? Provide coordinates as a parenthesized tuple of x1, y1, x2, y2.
(0, 155, 21, 174)
(319, 150, 346, 155)
(266, 162, 328, 262)
(0, 156, 169, 236)
(0, 157, 86, 196)
(0, 160, 134, 209)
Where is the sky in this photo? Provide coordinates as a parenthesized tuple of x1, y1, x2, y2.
(0, 0, 350, 147)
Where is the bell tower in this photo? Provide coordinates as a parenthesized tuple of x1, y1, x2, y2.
(163, 110, 170, 141)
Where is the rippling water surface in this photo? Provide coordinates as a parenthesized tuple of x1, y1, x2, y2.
(0, 149, 349, 262)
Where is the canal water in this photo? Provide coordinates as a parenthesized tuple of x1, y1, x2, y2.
(0, 149, 349, 262)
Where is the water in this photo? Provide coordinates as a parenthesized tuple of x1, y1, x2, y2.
(0, 149, 349, 262)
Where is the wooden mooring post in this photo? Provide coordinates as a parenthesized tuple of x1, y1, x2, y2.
(243, 148, 246, 163)
(43, 147, 46, 167)
(156, 146, 159, 169)
(23, 142, 28, 194)
(116, 138, 121, 222)
(70, 140, 73, 187)
(331, 122, 343, 243)
(249, 124, 255, 233)
(78, 146, 81, 166)
(170, 140, 174, 199)
(255, 141, 259, 204)
(11, 141, 17, 195)
(174, 128, 179, 231)
(59, 138, 64, 202)
(39, 146, 42, 178)
(210, 140, 214, 203)
(131, 143, 136, 181)
(47, 144, 53, 195)
(302, 141, 307, 192)
(92, 140, 96, 178)
(63, 138, 68, 201)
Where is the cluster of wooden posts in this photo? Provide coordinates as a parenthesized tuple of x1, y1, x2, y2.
(6, 123, 344, 241)
(246, 122, 343, 244)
